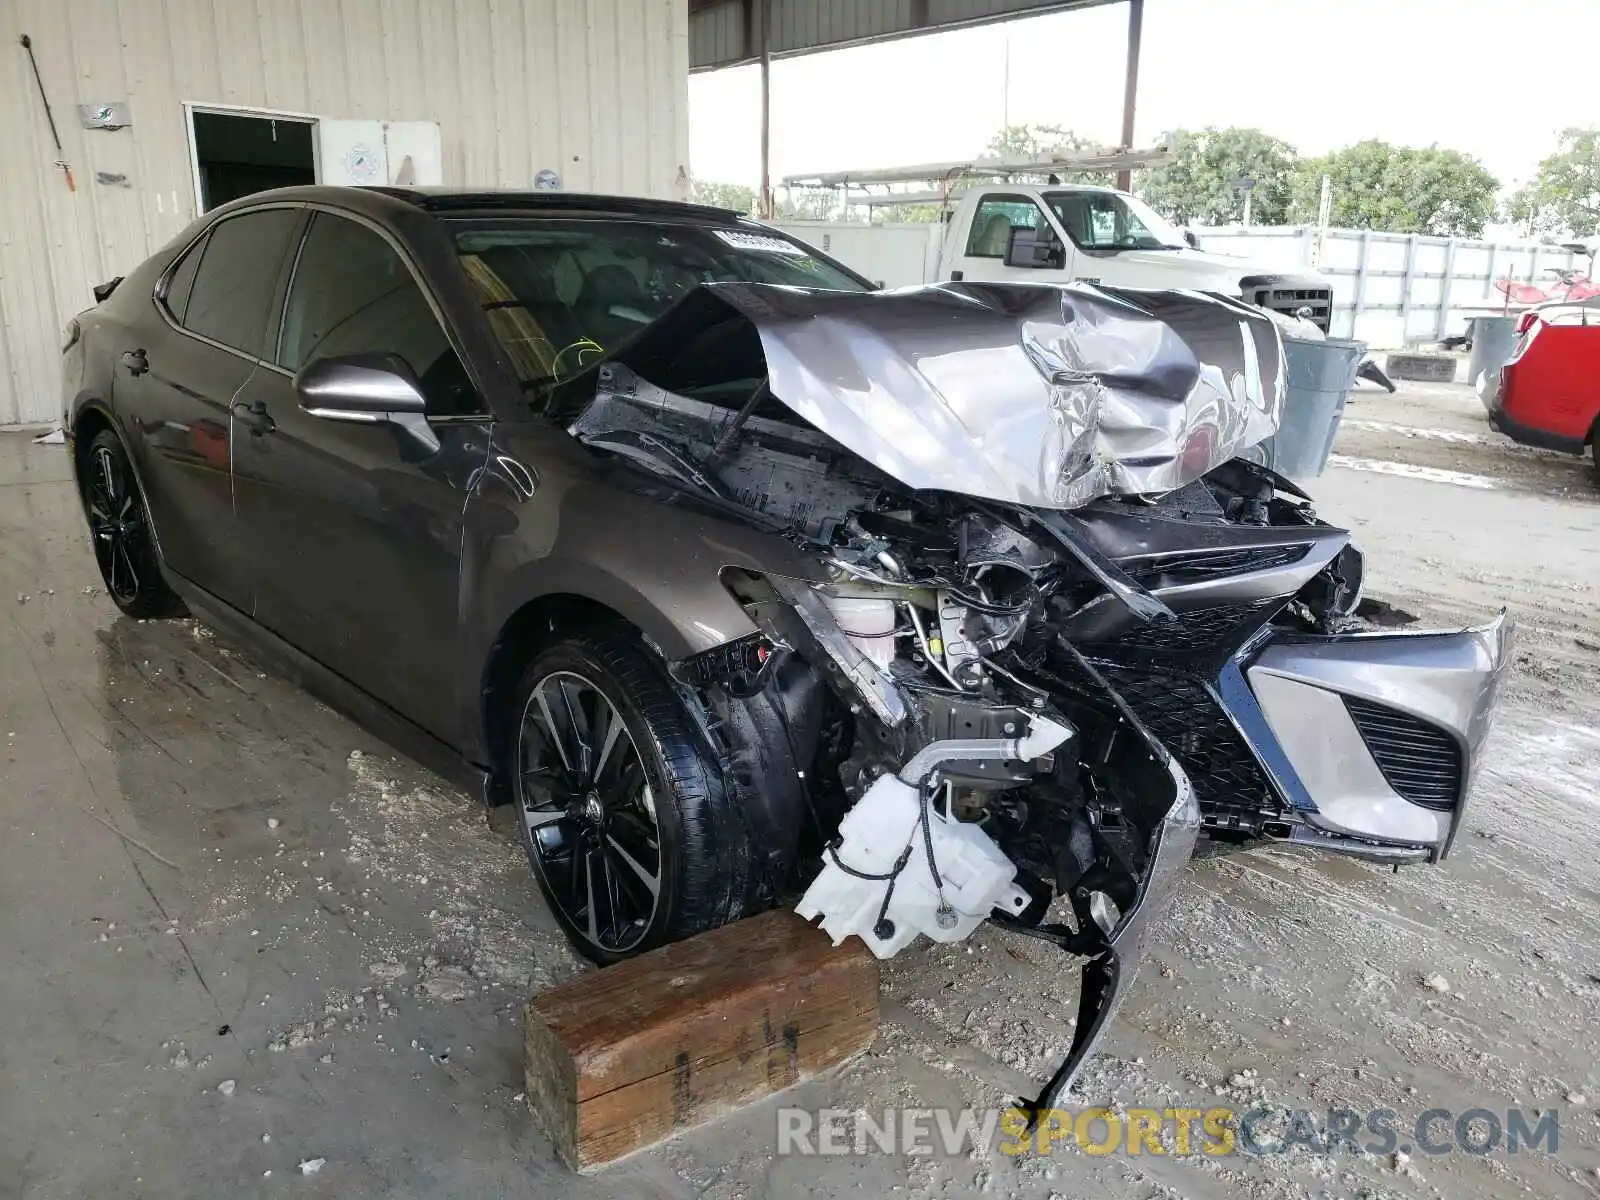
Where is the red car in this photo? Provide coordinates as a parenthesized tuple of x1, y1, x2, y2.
(1486, 300, 1600, 474)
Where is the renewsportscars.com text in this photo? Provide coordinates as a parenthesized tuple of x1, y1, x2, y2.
(775, 1105, 1561, 1158)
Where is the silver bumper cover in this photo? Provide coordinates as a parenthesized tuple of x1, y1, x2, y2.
(1243, 611, 1513, 858)
(1019, 759, 1199, 1120)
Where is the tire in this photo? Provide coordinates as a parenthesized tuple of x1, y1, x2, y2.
(80, 430, 184, 619)
(508, 628, 760, 964)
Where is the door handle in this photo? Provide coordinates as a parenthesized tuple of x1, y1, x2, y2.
(231, 399, 276, 437)
(120, 348, 148, 376)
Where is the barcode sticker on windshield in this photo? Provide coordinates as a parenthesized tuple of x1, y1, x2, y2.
(714, 230, 810, 255)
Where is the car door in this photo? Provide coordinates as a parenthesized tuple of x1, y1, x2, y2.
(117, 206, 302, 610)
(949, 193, 1075, 284)
(229, 208, 491, 741)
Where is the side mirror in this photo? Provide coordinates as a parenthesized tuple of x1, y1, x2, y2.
(294, 352, 438, 453)
(1003, 224, 1063, 269)
(1183, 228, 1200, 250)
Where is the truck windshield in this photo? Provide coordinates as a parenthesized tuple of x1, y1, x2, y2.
(1043, 190, 1187, 252)
(454, 220, 868, 385)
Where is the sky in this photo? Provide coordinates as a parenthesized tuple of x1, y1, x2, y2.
(688, 0, 1599, 194)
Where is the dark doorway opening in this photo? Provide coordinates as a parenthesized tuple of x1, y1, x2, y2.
(192, 111, 315, 211)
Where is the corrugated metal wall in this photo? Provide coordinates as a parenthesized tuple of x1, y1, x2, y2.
(0, 0, 690, 426)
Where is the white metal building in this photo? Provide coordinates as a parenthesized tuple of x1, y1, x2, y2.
(0, 0, 692, 427)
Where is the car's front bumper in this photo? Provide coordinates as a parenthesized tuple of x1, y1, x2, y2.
(1012, 747, 1200, 1122)
(1238, 611, 1513, 860)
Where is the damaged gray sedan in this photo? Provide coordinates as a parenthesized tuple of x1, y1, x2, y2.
(64, 187, 1511, 1117)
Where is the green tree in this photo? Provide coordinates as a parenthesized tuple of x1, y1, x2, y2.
(983, 124, 1114, 186)
(1287, 140, 1499, 237)
(986, 122, 1094, 159)
(1502, 128, 1600, 238)
(1501, 181, 1565, 238)
(689, 179, 756, 214)
(1135, 127, 1299, 226)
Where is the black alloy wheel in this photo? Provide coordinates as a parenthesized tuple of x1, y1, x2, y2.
(518, 669, 663, 956)
(81, 430, 182, 618)
(508, 630, 764, 965)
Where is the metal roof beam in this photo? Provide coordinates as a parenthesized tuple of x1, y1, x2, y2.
(689, 0, 1124, 73)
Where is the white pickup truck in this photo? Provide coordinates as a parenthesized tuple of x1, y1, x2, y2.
(776, 181, 1336, 333)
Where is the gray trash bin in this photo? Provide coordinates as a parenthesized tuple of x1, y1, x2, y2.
(1257, 335, 1365, 481)
(1466, 315, 1519, 392)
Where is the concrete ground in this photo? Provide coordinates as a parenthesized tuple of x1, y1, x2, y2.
(2, 383, 1597, 1200)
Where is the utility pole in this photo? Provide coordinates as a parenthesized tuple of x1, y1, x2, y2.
(1002, 30, 1011, 130)
(1230, 176, 1255, 228)
(1115, 0, 1144, 192)
(758, 0, 773, 219)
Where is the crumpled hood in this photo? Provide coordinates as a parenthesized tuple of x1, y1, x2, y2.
(608, 280, 1286, 510)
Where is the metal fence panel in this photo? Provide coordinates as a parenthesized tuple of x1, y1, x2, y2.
(1194, 226, 1579, 347)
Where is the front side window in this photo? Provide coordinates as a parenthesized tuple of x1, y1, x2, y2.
(1043, 190, 1186, 252)
(453, 219, 868, 387)
(183, 209, 300, 356)
(279, 213, 478, 415)
(964, 195, 1049, 258)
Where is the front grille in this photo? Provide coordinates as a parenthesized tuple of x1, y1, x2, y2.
(1343, 697, 1462, 811)
(1127, 545, 1310, 590)
(1250, 285, 1333, 332)
(1097, 665, 1284, 833)
(1103, 597, 1285, 657)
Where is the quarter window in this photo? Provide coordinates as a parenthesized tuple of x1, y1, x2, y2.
(964, 195, 1049, 258)
(183, 209, 300, 356)
(161, 234, 206, 323)
(279, 213, 478, 415)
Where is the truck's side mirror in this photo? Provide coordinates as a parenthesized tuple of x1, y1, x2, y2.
(1004, 224, 1063, 269)
(1183, 228, 1200, 250)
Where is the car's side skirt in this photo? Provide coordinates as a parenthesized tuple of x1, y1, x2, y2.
(165, 570, 495, 807)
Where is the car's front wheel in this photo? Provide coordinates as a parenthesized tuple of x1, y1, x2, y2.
(510, 629, 760, 964)
(80, 429, 184, 619)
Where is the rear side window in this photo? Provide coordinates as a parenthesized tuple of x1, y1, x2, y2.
(161, 235, 206, 323)
(278, 213, 478, 415)
(965, 195, 1047, 258)
(184, 209, 300, 357)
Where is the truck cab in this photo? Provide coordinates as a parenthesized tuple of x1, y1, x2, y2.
(940, 184, 1333, 330)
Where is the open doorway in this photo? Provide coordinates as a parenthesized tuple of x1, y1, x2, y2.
(189, 109, 315, 211)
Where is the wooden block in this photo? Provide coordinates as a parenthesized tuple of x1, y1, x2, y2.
(524, 909, 879, 1171)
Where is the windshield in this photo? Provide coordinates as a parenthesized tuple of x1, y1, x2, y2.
(1043, 190, 1187, 252)
(453, 219, 868, 385)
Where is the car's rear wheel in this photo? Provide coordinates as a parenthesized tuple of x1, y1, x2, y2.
(81, 430, 183, 619)
(510, 630, 759, 964)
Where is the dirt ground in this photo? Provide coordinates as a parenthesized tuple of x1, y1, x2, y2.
(2, 383, 1597, 1199)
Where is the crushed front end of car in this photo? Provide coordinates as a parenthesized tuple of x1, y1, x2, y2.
(558, 280, 1513, 1117)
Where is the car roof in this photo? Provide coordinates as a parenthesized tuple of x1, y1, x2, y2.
(208, 184, 748, 226)
(189, 184, 875, 293)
